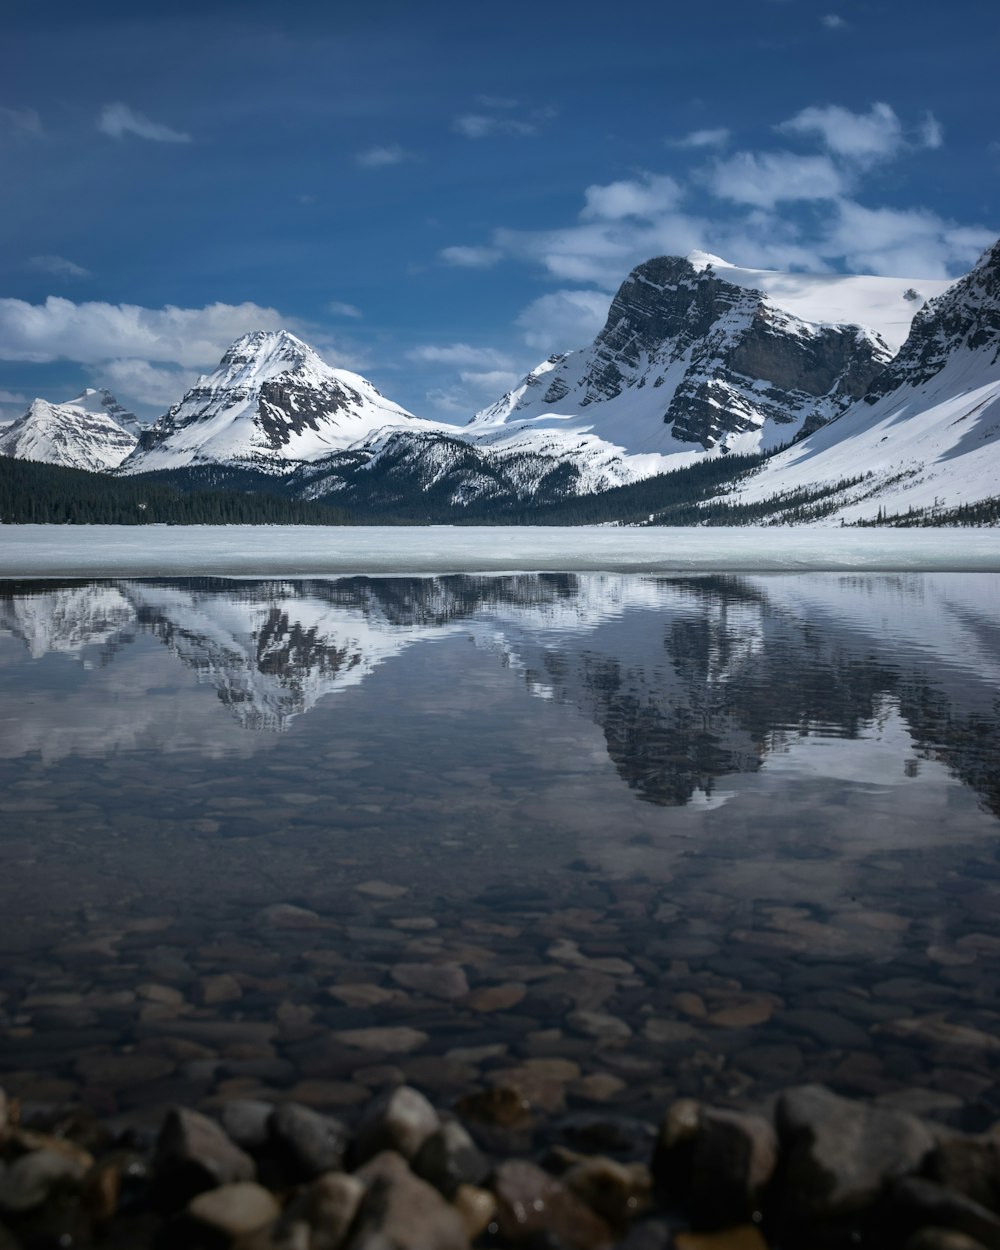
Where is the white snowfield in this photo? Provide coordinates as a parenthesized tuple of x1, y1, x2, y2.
(1, 526, 998, 578)
(684, 252, 953, 353)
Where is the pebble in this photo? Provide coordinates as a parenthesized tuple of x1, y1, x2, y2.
(153, 1106, 256, 1208)
(492, 1158, 614, 1249)
(267, 1102, 347, 1180)
(466, 982, 527, 1012)
(390, 961, 469, 999)
(352, 1084, 441, 1164)
(0, 1148, 89, 1213)
(567, 1011, 632, 1041)
(333, 1026, 429, 1053)
(351, 1150, 469, 1250)
(356, 880, 410, 899)
(187, 1181, 281, 1239)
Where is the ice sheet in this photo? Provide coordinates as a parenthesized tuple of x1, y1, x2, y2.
(2, 525, 999, 577)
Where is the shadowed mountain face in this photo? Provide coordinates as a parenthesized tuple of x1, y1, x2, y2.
(1, 573, 999, 816)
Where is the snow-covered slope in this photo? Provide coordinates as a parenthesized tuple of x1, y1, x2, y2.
(471, 254, 953, 466)
(731, 238, 1000, 523)
(121, 330, 450, 474)
(0, 391, 139, 470)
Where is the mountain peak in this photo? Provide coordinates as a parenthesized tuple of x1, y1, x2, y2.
(221, 329, 320, 374)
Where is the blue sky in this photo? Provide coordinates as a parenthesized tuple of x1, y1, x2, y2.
(1, 0, 997, 424)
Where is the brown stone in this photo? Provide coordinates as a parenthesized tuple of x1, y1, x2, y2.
(187, 1181, 280, 1239)
(452, 1184, 495, 1239)
(492, 1159, 613, 1249)
(350, 1150, 468, 1250)
(466, 983, 526, 1012)
(390, 962, 469, 1000)
(333, 1027, 428, 1054)
(198, 973, 243, 1006)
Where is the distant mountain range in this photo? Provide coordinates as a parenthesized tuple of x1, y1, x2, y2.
(2, 239, 998, 525)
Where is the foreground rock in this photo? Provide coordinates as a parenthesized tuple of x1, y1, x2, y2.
(2, 1079, 1000, 1249)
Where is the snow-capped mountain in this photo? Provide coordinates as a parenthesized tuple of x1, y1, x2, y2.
(731, 237, 1000, 523)
(75, 387, 144, 437)
(0, 389, 140, 471)
(121, 330, 449, 474)
(470, 253, 954, 464)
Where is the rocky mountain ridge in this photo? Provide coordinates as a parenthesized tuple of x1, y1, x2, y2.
(730, 237, 1000, 523)
(2, 245, 994, 521)
(470, 253, 952, 461)
(0, 390, 141, 472)
(123, 330, 447, 475)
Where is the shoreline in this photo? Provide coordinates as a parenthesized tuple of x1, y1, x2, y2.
(3, 525, 1000, 578)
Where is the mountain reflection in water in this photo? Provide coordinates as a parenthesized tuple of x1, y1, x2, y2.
(1, 573, 999, 813)
(2, 572, 1000, 1124)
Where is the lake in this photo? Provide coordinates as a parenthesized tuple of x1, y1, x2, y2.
(1, 570, 999, 1133)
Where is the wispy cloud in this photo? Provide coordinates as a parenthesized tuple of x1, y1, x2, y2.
(920, 113, 944, 150)
(439, 245, 502, 268)
(327, 301, 363, 319)
(821, 13, 848, 29)
(98, 103, 191, 144)
(30, 255, 91, 280)
(516, 289, 610, 352)
(0, 106, 44, 140)
(0, 389, 28, 406)
(453, 114, 535, 139)
(452, 100, 554, 140)
(406, 343, 513, 369)
(669, 127, 731, 150)
(448, 98, 989, 338)
(355, 144, 410, 168)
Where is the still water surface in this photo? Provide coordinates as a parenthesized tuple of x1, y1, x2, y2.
(1, 573, 999, 1130)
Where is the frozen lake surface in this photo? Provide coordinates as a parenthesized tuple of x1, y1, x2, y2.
(2, 523, 999, 576)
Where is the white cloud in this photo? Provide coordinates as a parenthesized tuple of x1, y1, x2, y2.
(29, 255, 91, 280)
(406, 343, 513, 369)
(581, 174, 682, 221)
(452, 101, 553, 140)
(822, 13, 847, 28)
(439, 245, 502, 268)
(0, 389, 28, 405)
(0, 106, 43, 139)
(97, 359, 191, 407)
(98, 102, 191, 144)
(0, 296, 288, 366)
(780, 102, 903, 163)
(327, 301, 363, 319)
(495, 208, 706, 288)
(824, 202, 995, 277)
(458, 369, 522, 392)
(920, 113, 944, 150)
(515, 289, 610, 351)
(453, 113, 536, 139)
(670, 127, 731, 149)
(355, 144, 410, 168)
(706, 151, 849, 207)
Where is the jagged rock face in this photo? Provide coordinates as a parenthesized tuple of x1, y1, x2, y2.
(578, 258, 889, 448)
(75, 388, 143, 436)
(126, 330, 434, 473)
(0, 395, 138, 471)
(865, 238, 1000, 403)
(474, 255, 894, 455)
